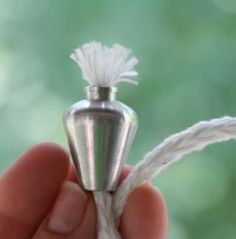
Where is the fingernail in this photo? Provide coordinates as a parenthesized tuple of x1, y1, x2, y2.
(48, 181, 87, 234)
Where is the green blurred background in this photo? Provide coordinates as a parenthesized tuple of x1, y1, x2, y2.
(1, 0, 236, 238)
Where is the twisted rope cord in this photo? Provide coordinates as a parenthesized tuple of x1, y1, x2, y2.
(93, 192, 121, 239)
(94, 116, 236, 239)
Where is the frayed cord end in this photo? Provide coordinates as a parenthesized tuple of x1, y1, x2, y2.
(70, 41, 139, 87)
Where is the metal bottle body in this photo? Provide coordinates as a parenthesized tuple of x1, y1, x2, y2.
(64, 87, 138, 191)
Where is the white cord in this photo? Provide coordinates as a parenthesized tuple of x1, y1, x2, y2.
(93, 192, 121, 239)
(94, 116, 236, 239)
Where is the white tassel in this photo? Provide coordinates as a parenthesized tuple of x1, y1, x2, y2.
(70, 41, 138, 87)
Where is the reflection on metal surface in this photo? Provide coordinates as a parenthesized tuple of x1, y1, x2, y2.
(64, 86, 137, 191)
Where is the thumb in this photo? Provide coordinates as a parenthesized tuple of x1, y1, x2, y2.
(32, 181, 97, 239)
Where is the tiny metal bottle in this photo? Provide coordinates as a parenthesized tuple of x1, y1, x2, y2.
(64, 86, 137, 191)
(63, 41, 139, 192)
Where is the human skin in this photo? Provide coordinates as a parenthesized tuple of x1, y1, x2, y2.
(0, 142, 168, 239)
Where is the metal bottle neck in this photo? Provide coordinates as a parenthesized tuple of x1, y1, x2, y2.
(85, 86, 117, 101)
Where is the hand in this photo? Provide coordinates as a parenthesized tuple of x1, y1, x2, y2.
(0, 142, 168, 239)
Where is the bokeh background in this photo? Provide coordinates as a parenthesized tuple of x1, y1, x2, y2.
(1, 0, 236, 238)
